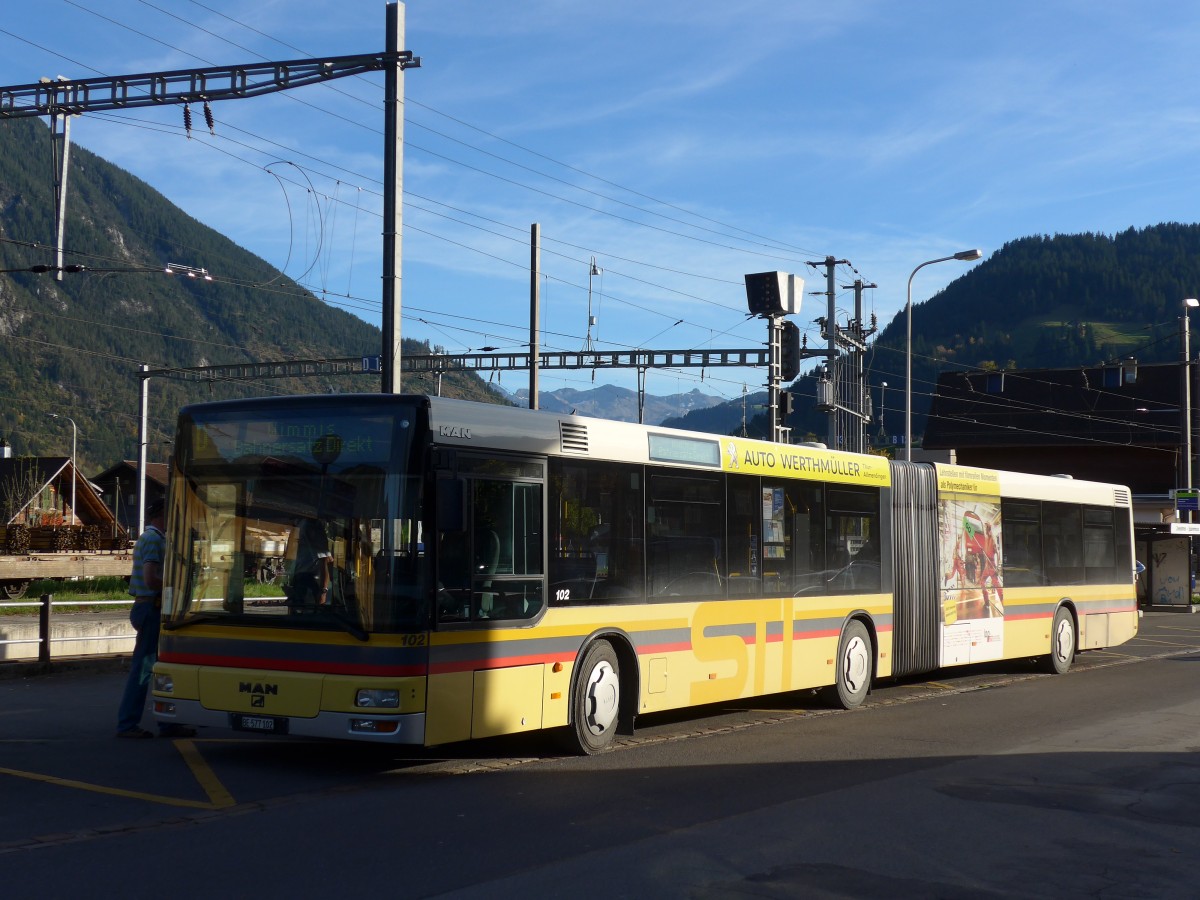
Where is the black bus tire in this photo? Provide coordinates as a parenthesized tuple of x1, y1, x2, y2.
(563, 640, 621, 755)
(830, 619, 872, 709)
(1042, 606, 1076, 675)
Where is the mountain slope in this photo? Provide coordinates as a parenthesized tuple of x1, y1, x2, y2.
(0, 116, 499, 470)
(509, 384, 723, 425)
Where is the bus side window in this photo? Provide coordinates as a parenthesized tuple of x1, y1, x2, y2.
(547, 459, 644, 605)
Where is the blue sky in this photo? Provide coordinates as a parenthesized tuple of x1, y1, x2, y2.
(3, 1, 1199, 404)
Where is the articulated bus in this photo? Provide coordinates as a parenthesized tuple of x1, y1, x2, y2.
(151, 394, 1138, 753)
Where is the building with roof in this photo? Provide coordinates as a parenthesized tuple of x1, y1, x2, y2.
(0, 455, 126, 551)
(90, 461, 169, 534)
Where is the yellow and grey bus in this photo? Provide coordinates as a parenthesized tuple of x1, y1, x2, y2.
(152, 394, 1138, 753)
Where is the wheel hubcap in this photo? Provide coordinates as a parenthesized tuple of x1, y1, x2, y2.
(584, 661, 619, 735)
(842, 635, 869, 695)
(1054, 618, 1074, 661)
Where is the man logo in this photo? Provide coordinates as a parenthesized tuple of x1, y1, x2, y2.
(238, 686, 278, 700)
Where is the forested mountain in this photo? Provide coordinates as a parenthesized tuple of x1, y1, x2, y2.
(0, 116, 501, 472)
(666, 224, 1200, 443)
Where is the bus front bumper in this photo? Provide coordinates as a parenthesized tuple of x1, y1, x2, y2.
(153, 697, 427, 744)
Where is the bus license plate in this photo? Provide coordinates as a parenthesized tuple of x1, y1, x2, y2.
(233, 714, 287, 734)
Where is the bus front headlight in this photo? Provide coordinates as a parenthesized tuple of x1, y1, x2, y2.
(355, 689, 399, 708)
(154, 673, 175, 693)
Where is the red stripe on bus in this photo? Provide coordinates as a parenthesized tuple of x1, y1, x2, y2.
(158, 651, 426, 677)
(427, 650, 576, 675)
(635, 641, 693, 654)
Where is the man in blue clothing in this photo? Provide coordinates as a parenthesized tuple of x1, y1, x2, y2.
(115, 498, 196, 739)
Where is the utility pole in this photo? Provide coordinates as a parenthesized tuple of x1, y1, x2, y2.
(824, 257, 840, 448)
(807, 256, 847, 447)
(137, 365, 149, 538)
(584, 257, 600, 352)
(806, 258, 876, 452)
(529, 223, 540, 409)
(842, 278, 877, 453)
(48, 77, 72, 283)
(381, 2, 407, 394)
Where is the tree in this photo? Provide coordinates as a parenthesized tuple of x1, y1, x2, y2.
(1, 460, 44, 525)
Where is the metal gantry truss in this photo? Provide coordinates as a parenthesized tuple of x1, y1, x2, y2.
(144, 347, 771, 423)
(0, 53, 419, 119)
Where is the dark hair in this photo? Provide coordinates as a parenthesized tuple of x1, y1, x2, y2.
(146, 499, 166, 517)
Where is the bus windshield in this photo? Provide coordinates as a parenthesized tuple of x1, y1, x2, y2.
(163, 398, 429, 634)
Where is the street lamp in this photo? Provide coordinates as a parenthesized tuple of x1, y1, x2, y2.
(48, 413, 77, 526)
(905, 249, 983, 461)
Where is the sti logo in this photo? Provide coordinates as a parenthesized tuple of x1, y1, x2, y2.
(726, 441, 739, 469)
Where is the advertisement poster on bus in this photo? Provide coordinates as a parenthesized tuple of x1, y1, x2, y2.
(938, 467, 1004, 665)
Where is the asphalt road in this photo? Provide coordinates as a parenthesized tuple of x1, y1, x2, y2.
(2, 610, 1200, 898)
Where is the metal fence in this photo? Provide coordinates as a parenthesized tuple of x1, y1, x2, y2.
(0, 595, 135, 663)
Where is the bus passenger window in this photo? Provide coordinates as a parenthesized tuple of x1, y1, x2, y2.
(824, 488, 881, 594)
(727, 476, 761, 599)
(647, 472, 723, 599)
(1043, 503, 1084, 585)
(788, 483, 825, 595)
(547, 459, 644, 605)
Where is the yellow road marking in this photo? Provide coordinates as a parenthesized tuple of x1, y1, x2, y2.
(0, 738, 238, 810)
(174, 739, 236, 808)
(0, 765, 216, 809)
(919, 681, 955, 690)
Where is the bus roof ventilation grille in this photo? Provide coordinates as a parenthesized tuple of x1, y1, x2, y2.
(1113, 487, 1131, 507)
(560, 422, 589, 454)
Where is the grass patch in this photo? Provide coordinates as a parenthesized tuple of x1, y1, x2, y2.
(1, 576, 286, 615)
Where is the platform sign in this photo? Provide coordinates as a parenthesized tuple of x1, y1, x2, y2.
(1171, 522, 1200, 535)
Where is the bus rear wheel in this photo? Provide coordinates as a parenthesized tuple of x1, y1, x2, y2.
(564, 640, 621, 755)
(829, 619, 872, 709)
(1042, 606, 1076, 675)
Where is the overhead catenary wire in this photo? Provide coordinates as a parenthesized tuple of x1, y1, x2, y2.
(1, 1, 887, 405)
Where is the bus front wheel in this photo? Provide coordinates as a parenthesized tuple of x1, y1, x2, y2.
(564, 640, 621, 755)
(1042, 606, 1076, 675)
(829, 619, 872, 709)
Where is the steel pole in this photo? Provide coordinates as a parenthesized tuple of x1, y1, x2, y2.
(381, 2, 405, 393)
